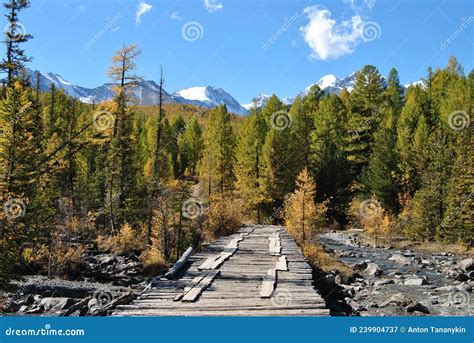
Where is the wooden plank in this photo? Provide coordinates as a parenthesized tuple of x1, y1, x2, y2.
(259, 268, 276, 298)
(181, 270, 220, 302)
(165, 247, 194, 279)
(276, 256, 288, 271)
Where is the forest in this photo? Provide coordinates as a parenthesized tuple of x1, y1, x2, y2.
(0, 0, 472, 287)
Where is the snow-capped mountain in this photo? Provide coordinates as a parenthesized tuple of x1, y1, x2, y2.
(244, 73, 358, 110)
(172, 86, 248, 115)
(22, 69, 248, 115)
(242, 94, 272, 110)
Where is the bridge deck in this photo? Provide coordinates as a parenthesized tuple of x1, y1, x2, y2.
(113, 225, 329, 316)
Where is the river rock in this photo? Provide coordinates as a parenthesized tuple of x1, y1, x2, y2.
(380, 293, 413, 307)
(447, 267, 469, 281)
(406, 302, 430, 314)
(374, 279, 395, 287)
(353, 261, 368, 271)
(404, 277, 428, 286)
(458, 258, 474, 272)
(388, 254, 411, 265)
(365, 263, 383, 277)
(40, 297, 77, 311)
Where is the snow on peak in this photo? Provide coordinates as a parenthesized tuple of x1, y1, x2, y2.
(175, 86, 210, 102)
(316, 74, 337, 89)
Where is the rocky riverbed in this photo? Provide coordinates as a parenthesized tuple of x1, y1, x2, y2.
(0, 245, 152, 316)
(319, 231, 473, 316)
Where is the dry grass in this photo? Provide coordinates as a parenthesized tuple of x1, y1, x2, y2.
(97, 223, 147, 255)
(302, 243, 353, 277)
(140, 247, 168, 275)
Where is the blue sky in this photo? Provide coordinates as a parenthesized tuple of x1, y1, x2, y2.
(10, 0, 474, 103)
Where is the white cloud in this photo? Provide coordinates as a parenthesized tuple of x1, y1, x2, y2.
(136, 2, 152, 25)
(170, 11, 182, 21)
(300, 5, 365, 60)
(204, 0, 223, 13)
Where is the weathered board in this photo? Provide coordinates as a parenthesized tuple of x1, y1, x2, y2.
(112, 225, 329, 317)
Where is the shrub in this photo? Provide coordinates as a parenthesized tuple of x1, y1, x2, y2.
(205, 193, 243, 240)
(97, 223, 147, 255)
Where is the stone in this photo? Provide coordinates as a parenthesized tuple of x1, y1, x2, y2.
(353, 261, 368, 271)
(406, 302, 430, 314)
(365, 263, 383, 277)
(374, 279, 395, 287)
(458, 258, 474, 272)
(380, 293, 413, 307)
(388, 254, 411, 265)
(39, 297, 77, 311)
(404, 277, 428, 286)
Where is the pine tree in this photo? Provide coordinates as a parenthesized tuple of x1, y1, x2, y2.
(284, 168, 327, 244)
(311, 94, 350, 221)
(0, 0, 33, 85)
(178, 117, 203, 176)
(346, 65, 385, 176)
(290, 96, 313, 172)
(234, 108, 267, 222)
(361, 112, 400, 213)
(199, 105, 235, 196)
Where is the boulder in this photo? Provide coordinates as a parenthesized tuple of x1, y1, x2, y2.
(380, 293, 413, 307)
(388, 254, 411, 265)
(95, 254, 117, 266)
(458, 258, 474, 272)
(365, 263, 383, 277)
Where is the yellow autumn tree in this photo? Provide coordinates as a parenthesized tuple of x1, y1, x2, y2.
(284, 168, 327, 244)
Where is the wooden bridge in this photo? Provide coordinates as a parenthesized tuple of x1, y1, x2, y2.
(113, 225, 329, 316)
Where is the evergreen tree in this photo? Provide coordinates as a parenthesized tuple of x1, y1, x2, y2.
(199, 105, 235, 196)
(290, 96, 313, 172)
(234, 109, 267, 222)
(0, 0, 32, 85)
(178, 117, 203, 176)
(346, 65, 385, 176)
(311, 94, 350, 221)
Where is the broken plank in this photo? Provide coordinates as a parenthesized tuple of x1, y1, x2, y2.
(182, 270, 220, 302)
(259, 268, 276, 298)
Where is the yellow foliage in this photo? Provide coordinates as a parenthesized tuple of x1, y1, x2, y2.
(284, 169, 327, 244)
(205, 193, 243, 240)
(98, 223, 147, 255)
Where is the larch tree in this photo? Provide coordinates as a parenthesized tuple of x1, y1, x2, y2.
(284, 168, 327, 244)
(106, 44, 142, 233)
